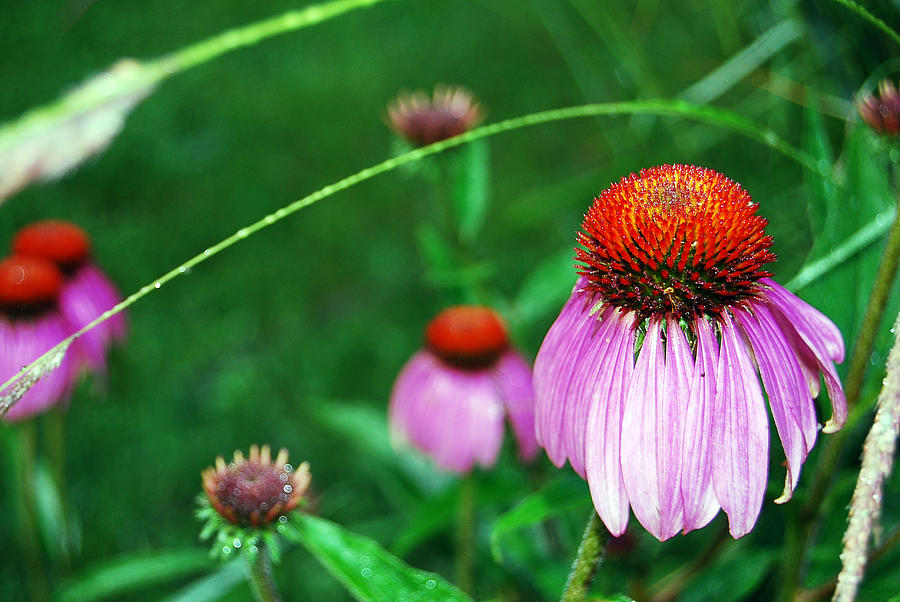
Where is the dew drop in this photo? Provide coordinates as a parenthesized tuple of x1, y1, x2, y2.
(203, 249, 212, 257)
(425, 579, 436, 590)
(222, 546, 232, 554)
(153, 281, 161, 289)
(283, 484, 293, 493)
(278, 515, 288, 524)
(248, 545, 258, 554)
(233, 538, 242, 548)
(361, 567, 373, 578)
(283, 463, 293, 472)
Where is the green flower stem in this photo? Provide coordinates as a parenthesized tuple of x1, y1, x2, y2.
(829, 0, 900, 48)
(455, 476, 476, 595)
(151, 0, 388, 76)
(0, 99, 816, 413)
(778, 188, 900, 601)
(560, 512, 608, 602)
(246, 544, 281, 602)
(16, 423, 50, 602)
(44, 407, 71, 571)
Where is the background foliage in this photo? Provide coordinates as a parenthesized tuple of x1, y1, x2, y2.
(1, 0, 899, 600)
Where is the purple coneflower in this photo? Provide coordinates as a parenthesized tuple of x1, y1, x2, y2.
(13, 220, 125, 371)
(203, 444, 311, 527)
(390, 305, 537, 473)
(387, 85, 483, 146)
(857, 78, 900, 136)
(0, 255, 79, 421)
(534, 164, 846, 540)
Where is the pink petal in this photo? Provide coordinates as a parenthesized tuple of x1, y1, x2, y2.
(533, 279, 601, 468)
(737, 302, 817, 503)
(712, 312, 769, 538)
(621, 318, 687, 541)
(680, 317, 720, 533)
(584, 309, 636, 536)
(493, 350, 538, 461)
(763, 280, 846, 433)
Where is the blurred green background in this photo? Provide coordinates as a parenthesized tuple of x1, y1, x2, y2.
(1, 0, 899, 600)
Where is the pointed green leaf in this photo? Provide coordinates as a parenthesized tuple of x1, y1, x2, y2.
(490, 474, 589, 563)
(57, 549, 215, 602)
(286, 514, 471, 601)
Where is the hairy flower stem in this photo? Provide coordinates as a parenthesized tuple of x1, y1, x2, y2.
(455, 476, 476, 595)
(246, 544, 281, 602)
(833, 309, 900, 601)
(0, 100, 818, 415)
(778, 188, 900, 601)
(560, 512, 608, 602)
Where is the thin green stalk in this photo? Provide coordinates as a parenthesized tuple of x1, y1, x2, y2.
(778, 188, 900, 601)
(16, 423, 50, 602)
(152, 0, 388, 75)
(44, 407, 72, 571)
(560, 511, 608, 602)
(829, 0, 900, 47)
(246, 544, 281, 602)
(0, 99, 817, 414)
(455, 476, 476, 595)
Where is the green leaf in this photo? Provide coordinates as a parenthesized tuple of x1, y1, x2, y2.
(450, 139, 491, 244)
(513, 246, 576, 328)
(285, 514, 471, 601)
(162, 560, 245, 602)
(677, 545, 778, 602)
(391, 484, 459, 557)
(57, 549, 216, 602)
(490, 474, 589, 563)
(33, 459, 71, 566)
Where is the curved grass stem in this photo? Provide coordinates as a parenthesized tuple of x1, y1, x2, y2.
(0, 99, 817, 414)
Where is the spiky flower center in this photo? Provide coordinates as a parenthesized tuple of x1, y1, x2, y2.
(0, 255, 63, 315)
(425, 305, 508, 368)
(576, 165, 775, 320)
(202, 445, 310, 527)
(13, 220, 91, 272)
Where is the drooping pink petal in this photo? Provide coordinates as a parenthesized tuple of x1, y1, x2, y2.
(735, 303, 811, 503)
(712, 312, 769, 538)
(1, 313, 78, 421)
(680, 317, 720, 533)
(388, 351, 505, 473)
(761, 279, 844, 362)
(534, 279, 601, 468)
(59, 264, 125, 371)
(621, 318, 687, 540)
(762, 280, 846, 433)
(584, 308, 636, 535)
(562, 304, 618, 478)
(493, 350, 538, 461)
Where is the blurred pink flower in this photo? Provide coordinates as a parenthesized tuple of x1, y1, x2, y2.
(0, 255, 79, 421)
(389, 305, 536, 473)
(14, 220, 125, 372)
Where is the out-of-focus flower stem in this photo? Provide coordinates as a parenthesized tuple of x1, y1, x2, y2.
(778, 187, 900, 601)
(16, 423, 50, 602)
(560, 512, 608, 602)
(246, 543, 281, 602)
(455, 476, 476, 595)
